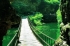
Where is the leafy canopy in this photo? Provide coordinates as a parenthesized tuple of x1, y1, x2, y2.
(44, 0, 59, 4)
(30, 12, 43, 26)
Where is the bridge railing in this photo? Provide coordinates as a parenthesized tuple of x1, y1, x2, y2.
(28, 17, 55, 46)
(7, 30, 18, 46)
(7, 19, 21, 46)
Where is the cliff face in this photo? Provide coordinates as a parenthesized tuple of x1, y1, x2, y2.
(54, 0, 70, 46)
(0, 0, 21, 36)
(60, 0, 70, 46)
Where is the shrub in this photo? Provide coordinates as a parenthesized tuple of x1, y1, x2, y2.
(30, 12, 43, 26)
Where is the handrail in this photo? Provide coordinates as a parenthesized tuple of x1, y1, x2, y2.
(28, 17, 55, 46)
(30, 24, 50, 46)
(7, 31, 18, 46)
(7, 18, 22, 46)
(32, 25, 55, 41)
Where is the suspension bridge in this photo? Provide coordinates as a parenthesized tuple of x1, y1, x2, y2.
(3, 16, 55, 46)
(18, 16, 43, 46)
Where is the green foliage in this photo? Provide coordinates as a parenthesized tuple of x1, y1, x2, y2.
(56, 8, 62, 23)
(11, 0, 41, 15)
(3, 28, 18, 46)
(11, 1, 29, 14)
(30, 12, 43, 26)
(44, 0, 59, 4)
(36, 23, 60, 39)
(37, 0, 60, 23)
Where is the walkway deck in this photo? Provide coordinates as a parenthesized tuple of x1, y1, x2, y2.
(18, 17, 43, 46)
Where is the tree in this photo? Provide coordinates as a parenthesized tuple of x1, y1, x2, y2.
(0, 0, 21, 46)
(11, 0, 41, 15)
(38, 0, 59, 23)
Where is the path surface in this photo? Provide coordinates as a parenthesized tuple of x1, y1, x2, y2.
(18, 16, 43, 46)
